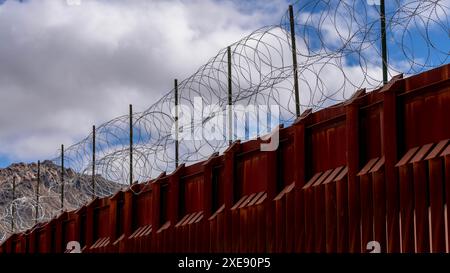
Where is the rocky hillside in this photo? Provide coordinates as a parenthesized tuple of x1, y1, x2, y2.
(0, 160, 122, 242)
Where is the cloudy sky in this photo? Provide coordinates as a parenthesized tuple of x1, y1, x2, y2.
(0, 0, 289, 167)
(0, 0, 447, 169)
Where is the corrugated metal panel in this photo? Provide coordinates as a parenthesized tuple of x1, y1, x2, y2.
(2, 64, 450, 253)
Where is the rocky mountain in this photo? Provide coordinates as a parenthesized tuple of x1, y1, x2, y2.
(0, 160, 122, 242)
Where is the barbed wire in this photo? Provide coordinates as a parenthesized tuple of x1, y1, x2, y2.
(0, 0, 448, 243)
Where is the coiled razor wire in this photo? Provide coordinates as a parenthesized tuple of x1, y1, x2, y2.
(0, 0, 448, 243)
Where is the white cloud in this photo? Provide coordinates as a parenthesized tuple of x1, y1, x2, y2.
(0, 0, 287, 164)
(0, 0, 446, 167)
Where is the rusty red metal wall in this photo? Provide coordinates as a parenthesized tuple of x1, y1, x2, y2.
(1, 64, 450, 253)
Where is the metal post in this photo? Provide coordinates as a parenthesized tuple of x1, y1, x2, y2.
(129, 104, 133, 185)
(380, 0, 388, 84)
(227, 46, 233, 145)
(35, 160, 40, 224)
(61, 144, 64, 210)
(92, 125, 96, 198)
(11, 176, 15, 232)
(174, 79, 179, 168)
(289, 5, 301, 117)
